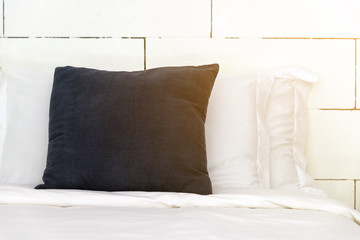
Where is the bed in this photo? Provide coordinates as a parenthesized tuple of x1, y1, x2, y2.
(0, 65, 359, 239)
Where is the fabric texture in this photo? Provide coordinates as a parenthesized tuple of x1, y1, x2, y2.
(36, 64, 219, 194)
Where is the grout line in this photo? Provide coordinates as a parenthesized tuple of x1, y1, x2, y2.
(318, 108, 359, 111)
(354, 180, 357, 209)
(227, 37, 357, 40)
(2, 0, 4, 36)
(4, 36, 29, 39)
(144, 38, 147, 70)
(0, 36, 358, 40)
(263, 37, 312, 40)
(210, 0, 213, 38)
(355, 40, 357, 109)
(305, 37, 355, 40)
(125, 37, 147, 40)
(263, 37, 356, 40)
(315, 179, 360, 181)
(311, 37, 355, 40)
(37, 36, 70, 39)
(0, 36, 147, 39)
(77, 36, 112, 39)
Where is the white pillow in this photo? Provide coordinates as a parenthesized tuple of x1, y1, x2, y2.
(206, 73, 270, 193)
(0, 68, 53, 184)
(0, 66, 317, 194)
(0, 68, 271, 191)
(262, 68, 317, 191)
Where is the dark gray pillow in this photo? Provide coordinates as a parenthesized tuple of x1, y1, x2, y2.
(35, 64, 219, 194)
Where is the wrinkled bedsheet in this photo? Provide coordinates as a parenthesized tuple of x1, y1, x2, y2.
(0, 184, 359, 240)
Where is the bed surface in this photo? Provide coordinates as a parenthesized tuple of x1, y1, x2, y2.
(1, 184, 359, 240)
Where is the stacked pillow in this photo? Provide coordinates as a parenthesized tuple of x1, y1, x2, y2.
(0, 64, 318, 194)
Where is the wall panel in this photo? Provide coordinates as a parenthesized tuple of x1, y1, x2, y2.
(213, 0, 360, 38)
(0, 38, 144, 71)
(306, 110, 360, 179)
(315, 180, 354, 208)
(6, 0, 210, 37)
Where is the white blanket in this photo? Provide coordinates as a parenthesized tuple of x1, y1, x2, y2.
(0, 184, 360, 240)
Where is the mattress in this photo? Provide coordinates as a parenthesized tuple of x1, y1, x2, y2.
(0, 184, 359, 240)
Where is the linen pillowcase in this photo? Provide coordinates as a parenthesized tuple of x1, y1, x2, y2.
(206, 73, 270, 193)
(35, 64, 219, 194)
(263, 68, 317, 190)
(0, 68, 53, 184)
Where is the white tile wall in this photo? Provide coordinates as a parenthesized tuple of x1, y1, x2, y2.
(315, 180, 355, 208)
(147, 38, 354, 108)
(6, 0, 210, 37)
(1, 0, 359, 208)
(306, 110, 360, 179)
(213, 0, 360, 38)
(0, 38, 144, 71)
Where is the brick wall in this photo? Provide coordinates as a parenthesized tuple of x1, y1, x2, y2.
(1, 0, 359, 208)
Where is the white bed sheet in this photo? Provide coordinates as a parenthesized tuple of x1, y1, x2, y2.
(0, 184, 359, 240)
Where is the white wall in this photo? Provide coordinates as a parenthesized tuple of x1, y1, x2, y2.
(1, 0, 359, 208)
